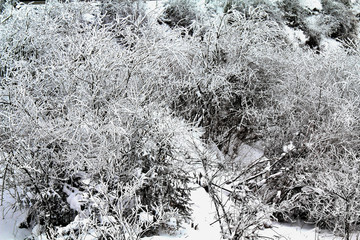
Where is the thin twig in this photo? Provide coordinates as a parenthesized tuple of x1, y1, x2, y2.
(1, 164, 8, 206)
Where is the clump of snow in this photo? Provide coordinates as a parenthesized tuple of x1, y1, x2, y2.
(63, 185, 87, 212)
(81, 178, 91, 185)
(164, 217, 178, 233)
(353, 1, 360, 14)
(31, 224, 42, 237)
(320, 38, 342, 52)
(225, 134, 265, 169)
(299, 0, 322, 10)
(271, 0, 281, 3)
(81, 1, 101, 23)
(283, 141, 295, 153)
(82, 13, 96, 23)
(284, 26, 308, 46)
(139, 212, 155, 223)
(305, 14, 338, 39)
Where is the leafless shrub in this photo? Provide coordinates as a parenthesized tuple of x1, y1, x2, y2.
(0, 1, 203, 238)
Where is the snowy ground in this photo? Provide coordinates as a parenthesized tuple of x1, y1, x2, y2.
(0, 205, 30, 240)
(2, 187, 360, 240)
(259, 223, 360, 240)
(142, 186, 223, 240)
(141, 184, 360, 240)
(0, 152, 355, 240)
(0, 184, 31, 240)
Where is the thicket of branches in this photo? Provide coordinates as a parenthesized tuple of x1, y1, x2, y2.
(1, 0, 360, 239)
(0, 1, 202, 239)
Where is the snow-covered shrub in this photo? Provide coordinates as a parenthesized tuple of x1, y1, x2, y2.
(292, 150, 360, 240)
(0, 1, 203, 238)
(196, 146, 274, 239)
(0, 0, 8, 13)
(99, 0, 148, 48)
(276, 0, 325, 50)
(277, 0, 307, 28)
(172, 8, 287, 145)
(277, 0, 358, 50)
(0, 0, 18, 13)
(257, 45, 360, 237)
(160, 0, 200, 35)
(223, 0, 282, 22)
(321, 0, 358, 41)
(100, 0, 147, 25)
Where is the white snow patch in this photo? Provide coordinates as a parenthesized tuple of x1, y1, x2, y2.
(0, 208, 30, 240)
(139, 212, 155, 223)
(299, 0, 322, 10)
(233, 143, 264, 167)
(82, 13, 96, 23)
(284, 25, 308, 45)
(187, 187, 221, 238)
(353, 1, 360, 14)
(63, 185, 87, 212)
(141, 187, 223, 240)
(0, 183, 31, 239)
(145, 0, 165, 18)
(320, 38, 342, 52)
(81, 178, 91, 185)
(32, 224, 42, 237)
(283, 141, 295, 153)
(260, 222, 360, 240)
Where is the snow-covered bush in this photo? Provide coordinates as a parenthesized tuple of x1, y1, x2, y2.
(258, 45, 360, 237)
(2, 0, 360, 239)
(295, 150, 360, 240)
(224, 0, 282, 22)
(172, 8, 287, 145)
(196, 146, 274, 239)
(321, 0, 358, 41)
(100, 0, 147, 26)
(277, 0, 307, 28)
(277, 0, 324, 50)
(0, 1, 203, 238)
(160, 0, 201, 35)
(0, 0, 17, 13)
(277, 0, 358, 50)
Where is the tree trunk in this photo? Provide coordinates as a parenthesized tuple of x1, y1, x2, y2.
(345, 202, 350, 240)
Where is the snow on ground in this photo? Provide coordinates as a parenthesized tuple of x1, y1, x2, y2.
(141, 184, 360, 240)
(320, 38, 342, 52)
(184, 186, 223, 240)
(353, 1, 360, 15)
(0, 184, 31, 240)
(142, 185, 223, 240)
(260, 222, 360, 240)
(0, 206, 30, 240)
